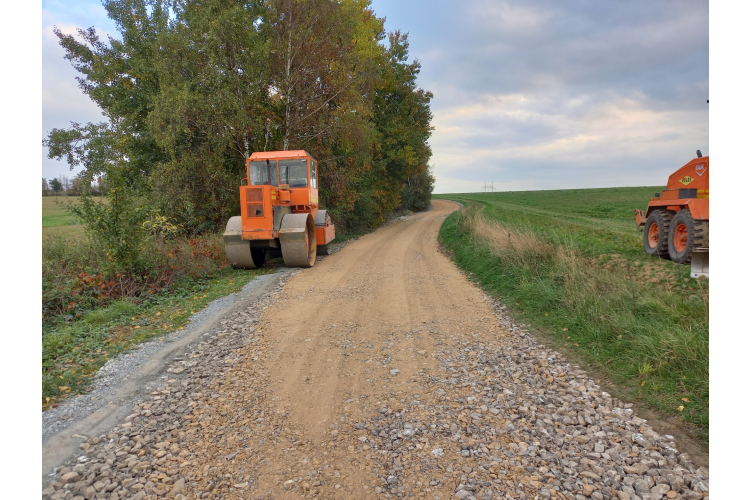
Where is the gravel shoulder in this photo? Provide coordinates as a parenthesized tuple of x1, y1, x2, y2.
(42, 201, 709, 500)
(42, 270, 296, 482)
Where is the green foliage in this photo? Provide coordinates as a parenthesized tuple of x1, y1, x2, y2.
(68, 184, 154, 271)
(50, 178, 63, 193)
(354, 31, 434, 227)
(46, 0, 434, 242)
(402, 167, 435, 212)
(437, 189, 709, 444)
(148, 0, 271, 231)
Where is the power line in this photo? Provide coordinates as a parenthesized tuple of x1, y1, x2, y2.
(480, 181, 495, 193)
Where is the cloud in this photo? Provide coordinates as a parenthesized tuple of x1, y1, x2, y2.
(42, 0, 708, 192)
(429, 90, 708, 193)
(370, 0, 708, 193)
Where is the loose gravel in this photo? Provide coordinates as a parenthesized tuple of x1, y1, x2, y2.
(42, 292, 709, 500)
(43, 272, 296, 444)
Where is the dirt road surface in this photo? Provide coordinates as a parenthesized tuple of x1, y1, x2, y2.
(44, 200, 709, 500)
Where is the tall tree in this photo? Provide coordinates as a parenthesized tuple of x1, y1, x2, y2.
(42, 178, 50, 196)
(148, 0, 271, 231)
(266, 0, 386, 229)
(363, 30, 433, 224)
(46, 0, 169, 186)
(44, 1, 172, 268)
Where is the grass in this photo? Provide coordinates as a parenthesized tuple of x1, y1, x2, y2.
(435, 187, 709, 445)
(42, 259, 282, 409)
(43, 195, 85, 239)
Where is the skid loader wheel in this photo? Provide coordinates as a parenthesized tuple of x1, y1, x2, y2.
(668, 209, 707, 264)
(643, 210, 673, 259)
(279, 213, 317, 267)
(223, 216, 266, 269)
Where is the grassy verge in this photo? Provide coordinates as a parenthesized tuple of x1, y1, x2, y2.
(42, 261, 281, 410)
(435, 189, 708, 445)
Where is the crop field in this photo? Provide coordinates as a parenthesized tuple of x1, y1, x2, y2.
(435, 187, 709, 445)
(42, 196, 84, 239)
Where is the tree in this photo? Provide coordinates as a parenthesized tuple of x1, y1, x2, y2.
(59, 175, 71, 194)
(50, 178, 63, 195)
(48, 0, 170, 186)
(402, 167, 435, 212)
(266, 0, 387, 230)
(44, 1, 170, 268)
(362, 30, 433, 224)
(70, 175, 89, 196)
(44, 0, 434, 241)
(148, 0, 271, 231)
(42, 178, 50, 196)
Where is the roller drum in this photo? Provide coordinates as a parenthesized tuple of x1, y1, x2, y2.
(223, 216, 266, 269)
(279, 213, 317, 267)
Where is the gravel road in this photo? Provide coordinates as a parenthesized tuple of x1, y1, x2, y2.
(42, 200, 708, 500)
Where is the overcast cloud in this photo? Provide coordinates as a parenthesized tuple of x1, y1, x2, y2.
(42, 0, 709, 193)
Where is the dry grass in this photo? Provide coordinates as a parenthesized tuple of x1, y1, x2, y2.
(468, 212, 555, 256)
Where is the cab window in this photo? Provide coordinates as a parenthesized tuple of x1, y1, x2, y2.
(249, 160, 278, 186)
(279, 159, 308, 188)
(310, 159, 317, 189)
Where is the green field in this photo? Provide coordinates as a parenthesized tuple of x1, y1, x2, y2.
(435, 187, 709, 445)
(42, 196, 85, 238)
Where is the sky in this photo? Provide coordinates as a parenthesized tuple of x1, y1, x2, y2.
(41, 0, 709, 193)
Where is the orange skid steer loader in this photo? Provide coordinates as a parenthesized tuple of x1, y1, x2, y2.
(635, 151, 708, 277)
(223, 150, 335, 269)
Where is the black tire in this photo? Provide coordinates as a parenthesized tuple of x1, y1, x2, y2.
(317, 244, 330, 256)
(643, 210, 673, 259)
(668, 210, 707, 264)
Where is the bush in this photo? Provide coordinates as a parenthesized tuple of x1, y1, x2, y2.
(402, 167, 435, 212)
(42, 231, 228, 324)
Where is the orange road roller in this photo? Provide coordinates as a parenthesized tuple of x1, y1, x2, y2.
(223, 150, 335, 269)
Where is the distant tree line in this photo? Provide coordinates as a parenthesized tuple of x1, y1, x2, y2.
(44, 0, 434, 265)
(43, 176, 109, 196)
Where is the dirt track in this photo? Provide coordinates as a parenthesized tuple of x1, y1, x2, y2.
(180, 199, 510, 498)
(44, 199, 709, 500)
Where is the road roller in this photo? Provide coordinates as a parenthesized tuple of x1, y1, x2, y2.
(223, 150, 336, 269)
(634, 150, 708, 277)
